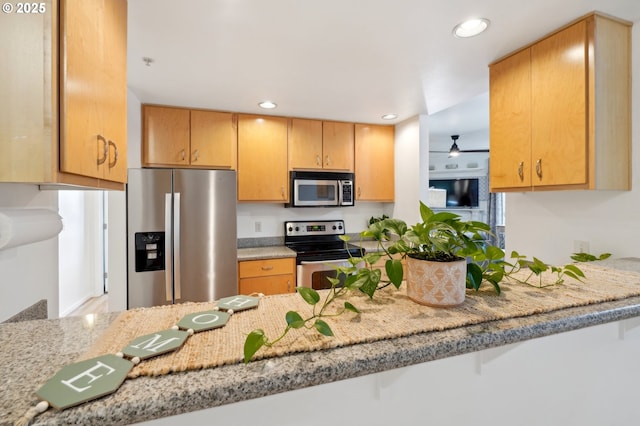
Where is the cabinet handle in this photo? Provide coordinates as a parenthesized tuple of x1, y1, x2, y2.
(517, 161, 524, 181)
(193, 149, 199, 162)
(535, 159, 543, 179)
(357, 186, 361, 197)
(261, 265, 274, 271)
(180, 149, 186, 161)
(232, 114, 237, 130)
(97, 135, 108, 165)
(287, 280, 291, 292)
(108, 140, 118, 168)
(281, 186, 285, 199)
(325, 155, 330, 166)
(316, 155, 321, 166)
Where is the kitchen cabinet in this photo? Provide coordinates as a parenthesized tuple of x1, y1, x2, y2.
(143, 106, 237, 169)
(288, 119, 354, 171)
(0, 0, 127, 189)
(143, 105, 190, 166)
(322, 121, 355, 171)
(489, 13, 631, 192)
(190, 110, 237, 168)
(238, 258, 296, 295)
(237, 114, 289, 202)
(355, 124, 395, 201)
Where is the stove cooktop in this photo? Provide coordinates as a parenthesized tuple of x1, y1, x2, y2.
(284, 220, 364, 261)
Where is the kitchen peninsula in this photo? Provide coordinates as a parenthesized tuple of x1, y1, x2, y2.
(3, 258, 640, 425)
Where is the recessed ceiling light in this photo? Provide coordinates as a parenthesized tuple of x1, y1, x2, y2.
(258, 101, 277, 109)
(452, 18, 490, 38)
(381, 114, 398, 120)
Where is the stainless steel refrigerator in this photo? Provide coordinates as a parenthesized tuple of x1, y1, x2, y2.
(126, 168, 238, 308)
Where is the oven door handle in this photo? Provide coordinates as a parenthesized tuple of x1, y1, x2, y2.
(299, 259, 351, 265)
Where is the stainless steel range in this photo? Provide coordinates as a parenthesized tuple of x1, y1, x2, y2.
(284, 220, 364, 290)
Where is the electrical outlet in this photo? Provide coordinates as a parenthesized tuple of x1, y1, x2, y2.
(573, 240, 590, 254)
(254, 221, 262, 233)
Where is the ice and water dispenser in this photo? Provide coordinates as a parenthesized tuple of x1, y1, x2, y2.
(134, 232, 165, 272)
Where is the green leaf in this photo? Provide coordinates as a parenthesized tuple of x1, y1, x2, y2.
(314, 319, 334, 336)
(357, 268, 381, 298)
(285, 311, 305, 329)
(297, 287, 320, 305)
(385, 259, 404, 288)
(466, 262, 483, 291)
(344, 301, 360, 313)
(564, 264, 585, 278)
(244, 329, 267, 363)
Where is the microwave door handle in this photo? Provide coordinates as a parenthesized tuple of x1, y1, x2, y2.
(337, 180, 343, 205)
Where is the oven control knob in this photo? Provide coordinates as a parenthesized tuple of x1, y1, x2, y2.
(338, 224, 343, 230)
(332, 225, 337, 230)
(288, 226, 293, 232)
(295, 226, 300, 232)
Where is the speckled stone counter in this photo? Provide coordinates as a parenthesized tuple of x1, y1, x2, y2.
(2, 258, 640, 425)
(237, 246, 296, 260)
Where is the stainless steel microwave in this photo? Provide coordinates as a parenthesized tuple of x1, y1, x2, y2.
(288, 171, 354, 207)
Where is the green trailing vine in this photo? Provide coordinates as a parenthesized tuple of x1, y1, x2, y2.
(243, 276, 361, 363)
(243, 203, 609, 363)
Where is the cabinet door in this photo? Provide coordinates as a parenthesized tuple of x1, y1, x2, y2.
(355, 124, 394, 201)
(322, 121, 354, 171)
(237, 114, 289, 201)
(289, 118, 323, 169)
(142, 105, 190, 166)
(531, 20, 587, 187)
(489, 48, 532, 191)
(239, 275, 295, 295)
(100, 0, 128, 183)
(60, 0, 127, 182)
(190, 110, 237, 169)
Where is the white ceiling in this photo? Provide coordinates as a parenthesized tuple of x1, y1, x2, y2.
(128, 0, 640, 151)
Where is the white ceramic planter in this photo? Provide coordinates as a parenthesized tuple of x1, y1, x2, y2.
(406, 256, 466, 307)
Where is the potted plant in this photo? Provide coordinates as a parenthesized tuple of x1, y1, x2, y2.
(352, 201, 506, 307)
(243, 202, 590, 362)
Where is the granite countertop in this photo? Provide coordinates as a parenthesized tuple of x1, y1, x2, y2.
(2, 258, 640, 425)
(237, 246, 296, 261)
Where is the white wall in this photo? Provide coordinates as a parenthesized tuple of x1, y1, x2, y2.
(391, 116, 422, 224)
(0, 184, 59, 321)
(504, 20, 640, 265)
(58, 191, 104, 316)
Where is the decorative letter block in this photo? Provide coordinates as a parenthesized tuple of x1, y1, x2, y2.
(122, 329, 189, 360)
(177, 310, 230, 332)
(217, 295, 260, 312)
(36, 354, 133, 409)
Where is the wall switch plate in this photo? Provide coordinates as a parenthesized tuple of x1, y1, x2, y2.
(254, 221, 262, 232)
(573, 240, 590, 253)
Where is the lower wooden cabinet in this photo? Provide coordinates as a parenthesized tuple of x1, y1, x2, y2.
(238, 257, 296, 295)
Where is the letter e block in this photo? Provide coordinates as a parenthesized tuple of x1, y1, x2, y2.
(36, 354, 133, 409)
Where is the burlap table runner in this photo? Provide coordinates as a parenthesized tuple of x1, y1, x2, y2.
(82, 263, 640, 378)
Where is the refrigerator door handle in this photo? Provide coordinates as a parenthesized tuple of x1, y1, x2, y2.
(174, 192, 182, 300)
(164, 193, 173, 303)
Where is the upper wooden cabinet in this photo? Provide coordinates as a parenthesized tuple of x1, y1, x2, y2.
(321, 121, 354, 171)
(237, 114, 289, 202)
(143, 106, 190, 166)
(288, 119, 354, 171)
(355, 124, 395, 201)
(143, 105, 237, 169)
(191, 110, 237, 168)
(489, 13, 631, 192)
(0, 0, 127, 189)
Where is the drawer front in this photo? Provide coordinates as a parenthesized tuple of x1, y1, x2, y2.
(239, 275, 294, 295)
(239, 258, 295, 278)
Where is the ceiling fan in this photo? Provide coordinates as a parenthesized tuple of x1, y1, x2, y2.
(430, 135, 490, 157)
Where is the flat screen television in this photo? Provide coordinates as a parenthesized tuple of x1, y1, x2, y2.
(429, 178, 479, 208)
